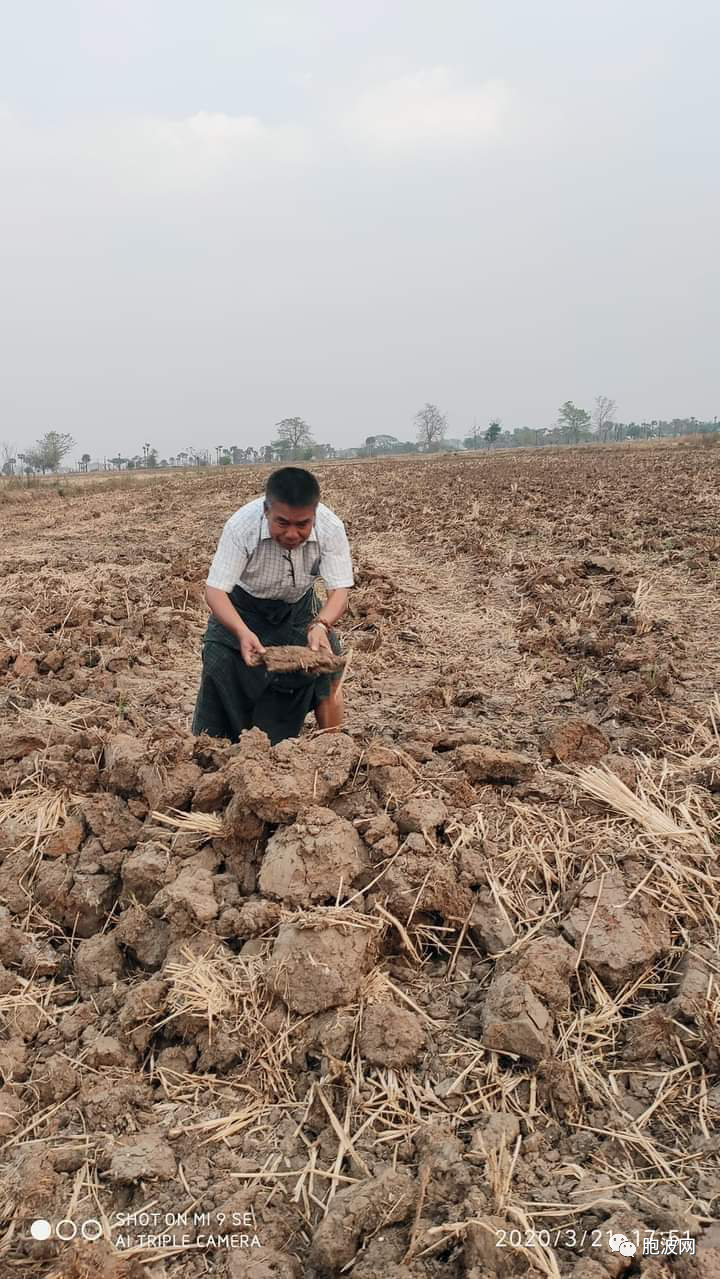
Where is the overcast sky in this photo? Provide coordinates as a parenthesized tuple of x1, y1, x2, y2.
(1, 0, 718, 459)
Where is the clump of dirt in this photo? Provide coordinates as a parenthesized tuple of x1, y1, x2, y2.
(563, 868, 671, 988)
(496, 934, 578, 1014)
(103, 730, 148, 793)
(453, 744, 534, 783)
(481, 971, 553, 1060)
(258, 806, 369, 906)
(260, 644, 345, 674)
(107, 1129, 177, 1183)
(359, 1001, 426, 1068)
(395, 795, 447, 835)
(224, 728, 361, 822)
(308, 1168, 417, 1274)
(542, 718, 610, 764)
(469, 893, 515, 953)
(365, 849, 475, 925)
(151, 862, 219, 927)
(74, 933, 124, 990)
(267, 916, 379, 1014)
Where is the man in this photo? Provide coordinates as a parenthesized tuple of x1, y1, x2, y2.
(192, 466, 353, 745)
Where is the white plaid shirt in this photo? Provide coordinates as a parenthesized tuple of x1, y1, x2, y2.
(206, 496, 354, 602)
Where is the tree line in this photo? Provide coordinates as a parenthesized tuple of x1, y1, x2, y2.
(2, 399, 718, 477)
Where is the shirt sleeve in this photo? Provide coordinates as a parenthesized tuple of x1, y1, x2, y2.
(206, 518, 249, 592)
(319, 522, 354, 590)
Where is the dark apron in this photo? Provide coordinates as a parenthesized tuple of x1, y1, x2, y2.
(192, 584, 342, 746)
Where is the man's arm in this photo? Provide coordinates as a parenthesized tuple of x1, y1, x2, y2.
(310, 514, 353, 653)
(204, 515, 267, 665)
(206, 586, 266, 665)
(308, 588, 349, 652)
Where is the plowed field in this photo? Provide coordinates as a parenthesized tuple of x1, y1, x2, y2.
(1, 444, 719, 1279)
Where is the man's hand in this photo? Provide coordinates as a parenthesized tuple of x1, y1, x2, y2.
(308, 621, 333, 655)
(239, 629, 267, 667)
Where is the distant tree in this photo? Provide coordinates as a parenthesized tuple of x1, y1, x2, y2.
(365, 436, 377, 455)
(219, 452, 232, 466)
(110, 455, 127, 470)
(508, 427, 541, 448)
(414, 403, 447, 451)
(146, 449, 159, 468)
(24, 437, 47, 473)
(485, 420, 502, 448)
(25, 431, 75, 474)
(275, 417, 314, 459)
(80, 453, 91, 472)
(593, 396, 617, 442)
(558, 401, 591, 444)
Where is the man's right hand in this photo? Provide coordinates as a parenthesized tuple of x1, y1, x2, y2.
(239, 629, 266, 667)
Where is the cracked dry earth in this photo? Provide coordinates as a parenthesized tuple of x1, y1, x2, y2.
(0, 443, 719, 1279)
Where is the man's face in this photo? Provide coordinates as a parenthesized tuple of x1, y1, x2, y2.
(264, 499, 317, 550)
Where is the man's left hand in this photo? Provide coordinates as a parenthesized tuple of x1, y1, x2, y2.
(308, 621, 333, 654)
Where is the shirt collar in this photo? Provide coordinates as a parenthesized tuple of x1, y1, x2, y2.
(260, 512, 318, 543)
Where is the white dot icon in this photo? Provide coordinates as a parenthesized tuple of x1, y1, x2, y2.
(30, 1220, 52, 1240)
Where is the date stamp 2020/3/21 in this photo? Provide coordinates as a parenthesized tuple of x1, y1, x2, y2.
(495, 1227, 696, 1257)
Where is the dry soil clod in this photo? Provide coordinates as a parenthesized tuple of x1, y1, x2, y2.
(260, 644, 345, 674)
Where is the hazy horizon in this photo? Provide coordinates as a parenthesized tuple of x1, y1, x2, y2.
(1, 0, 718, 461)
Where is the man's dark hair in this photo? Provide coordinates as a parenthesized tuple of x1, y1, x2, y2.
(265, 467, 320, 509)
